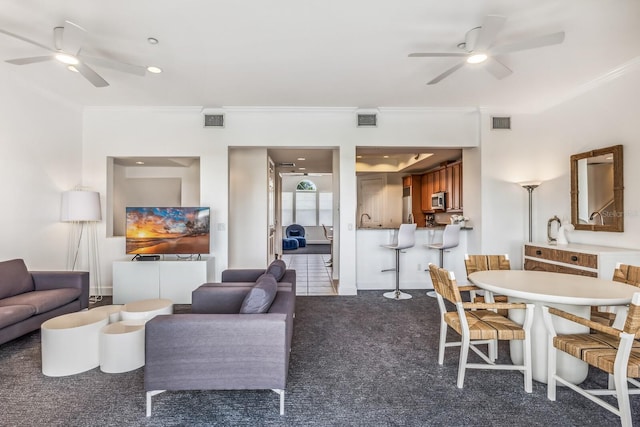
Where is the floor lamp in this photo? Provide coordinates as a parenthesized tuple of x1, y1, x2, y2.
(519, 181, 541, 243)
(61, 190, 102, 302)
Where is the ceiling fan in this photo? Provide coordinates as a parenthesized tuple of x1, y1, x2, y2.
(0, 20, 147, 87)
(409, 15, 565, 85)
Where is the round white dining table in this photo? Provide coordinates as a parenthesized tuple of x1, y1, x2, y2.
(468, 270, 638, 384)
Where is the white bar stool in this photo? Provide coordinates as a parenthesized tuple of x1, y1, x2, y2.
(381, 223, 417, 300)
(425, 224, 461, 296)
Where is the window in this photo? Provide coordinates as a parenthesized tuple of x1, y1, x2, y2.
(281, 178, 332, 227)
(319, 192, 333, 226)
(282, 192, 293, 226)
(296, 192, 317, 226)
(296, 179, 317, 191)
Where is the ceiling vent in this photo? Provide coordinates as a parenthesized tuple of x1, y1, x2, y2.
(357, 113, 377, 127)
(204, 114, 225, 128)
(278, 162, 296, 167)
(491, 116, 511, 130)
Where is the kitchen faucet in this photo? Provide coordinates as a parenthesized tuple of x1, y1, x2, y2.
(360, 213, 371, 227)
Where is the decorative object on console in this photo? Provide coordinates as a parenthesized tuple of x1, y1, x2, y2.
(547, 215, 561, 244)
(61, 189, 102, 301)
(519, 181, 542, 243)
(556, 222, 574, 245)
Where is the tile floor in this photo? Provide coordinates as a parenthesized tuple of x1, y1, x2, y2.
(281, 254, 337, 296)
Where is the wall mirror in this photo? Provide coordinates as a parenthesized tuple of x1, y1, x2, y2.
(570, 144, 623, 232)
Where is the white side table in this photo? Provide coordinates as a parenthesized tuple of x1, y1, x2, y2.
(99, 320, 146, 373)
(41, 311, 109, 376)
(121, 298, 173, 322)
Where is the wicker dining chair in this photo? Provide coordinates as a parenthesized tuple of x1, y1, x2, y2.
(592, 263, 640, 326)
(542, 292, 640, 427)
(464, 254, 510, 314)
(428, 263, 534, 391)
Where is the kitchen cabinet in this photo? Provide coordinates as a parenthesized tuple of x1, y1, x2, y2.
(403, 175, 425, 226)
(448, 161, 463, 212)
(421, 160, 463, 212)
(421, 173, 433, 211)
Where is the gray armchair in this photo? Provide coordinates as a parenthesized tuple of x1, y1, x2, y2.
(144, 277, 295, 416)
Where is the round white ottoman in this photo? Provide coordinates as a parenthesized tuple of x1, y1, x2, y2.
(41, 311, 109, 376)
(121, 298, 173, 322)
(99, 320, 146, 373)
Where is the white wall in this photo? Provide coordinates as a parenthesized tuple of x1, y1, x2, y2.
(82, 107, 478, 295)
(479, 68, 640, 267)
(0, 70, 83, 269)
(229, 147, 269, 267)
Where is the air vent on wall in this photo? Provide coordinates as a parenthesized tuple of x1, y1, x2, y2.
(204, 114, 225, 128)
(492, 116, 511, 130)
(357, 113, 377, 127)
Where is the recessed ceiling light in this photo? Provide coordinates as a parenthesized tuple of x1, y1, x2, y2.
(135, 161, 145, 165)
(147, 66, 162, 74)
(67, 65, 79, 73)
(383, 155, 389, 158)
(147, 37, 159, 45)
(356, 155, 362, 159)
(467, 53, 488, 64)
(55, 53, 79, 65)
(299, 167, 306, 170)
(297, 157, 306, 161)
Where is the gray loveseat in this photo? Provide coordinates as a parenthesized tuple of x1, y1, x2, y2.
(144, 261, 296, 416)
(0, 258, 89, 345)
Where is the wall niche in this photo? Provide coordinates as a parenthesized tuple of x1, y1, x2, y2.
(107, 157, 201, 237)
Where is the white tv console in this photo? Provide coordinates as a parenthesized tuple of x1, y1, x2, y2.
(112, 258, 214, 304)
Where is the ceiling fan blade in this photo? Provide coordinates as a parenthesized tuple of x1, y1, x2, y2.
(484, 57, 512, 80)
(409, 52, 468, 58)
(74, 62, 109, 87)
(79, 54, 146, 76)
(491, 31, 565, 55)
(0, 28, 53, 52)
(62, 20, 87, 55)
(472, 15, 507, 51)
(427, 61, 466, 85)
(6, 55, 54, 65)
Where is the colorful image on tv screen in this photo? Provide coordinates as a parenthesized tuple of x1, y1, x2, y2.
(125, 207, 210, 254)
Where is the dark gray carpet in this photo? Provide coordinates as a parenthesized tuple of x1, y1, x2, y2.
(0, 292, 637, 426)
(283, 244, 331, 255)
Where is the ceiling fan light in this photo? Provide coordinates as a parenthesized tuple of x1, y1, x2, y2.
(55, 53, 79, 65)
(467, 53, 488, 64)
(147, 66, 162, 74)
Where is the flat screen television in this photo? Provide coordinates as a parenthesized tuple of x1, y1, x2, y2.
(125, 207, 211, 255)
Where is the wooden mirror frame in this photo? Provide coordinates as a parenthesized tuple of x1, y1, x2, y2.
(570, 144, 624, 232)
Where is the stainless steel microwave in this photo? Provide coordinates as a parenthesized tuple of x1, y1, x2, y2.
(431, 191, 446, 210)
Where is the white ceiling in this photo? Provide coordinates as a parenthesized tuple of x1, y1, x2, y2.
(1, 0, 639, 110)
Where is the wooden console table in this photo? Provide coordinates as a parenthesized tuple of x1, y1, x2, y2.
(523, 242, 640, 279)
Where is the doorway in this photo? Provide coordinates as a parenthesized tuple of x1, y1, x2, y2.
(268, 148, 338, 295)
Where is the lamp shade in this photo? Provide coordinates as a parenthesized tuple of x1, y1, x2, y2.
(61, 191, 102, 222)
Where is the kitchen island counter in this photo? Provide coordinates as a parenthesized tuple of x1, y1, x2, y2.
(356, 227, 469, 291)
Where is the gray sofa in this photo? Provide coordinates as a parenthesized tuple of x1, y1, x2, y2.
(144, 263, 296, 417)
(0, 258, 90, 346)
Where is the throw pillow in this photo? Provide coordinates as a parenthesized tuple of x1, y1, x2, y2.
(289, 230, 300, 236)
(239, 274, 278, 314)
(266, 259, 287, 281)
